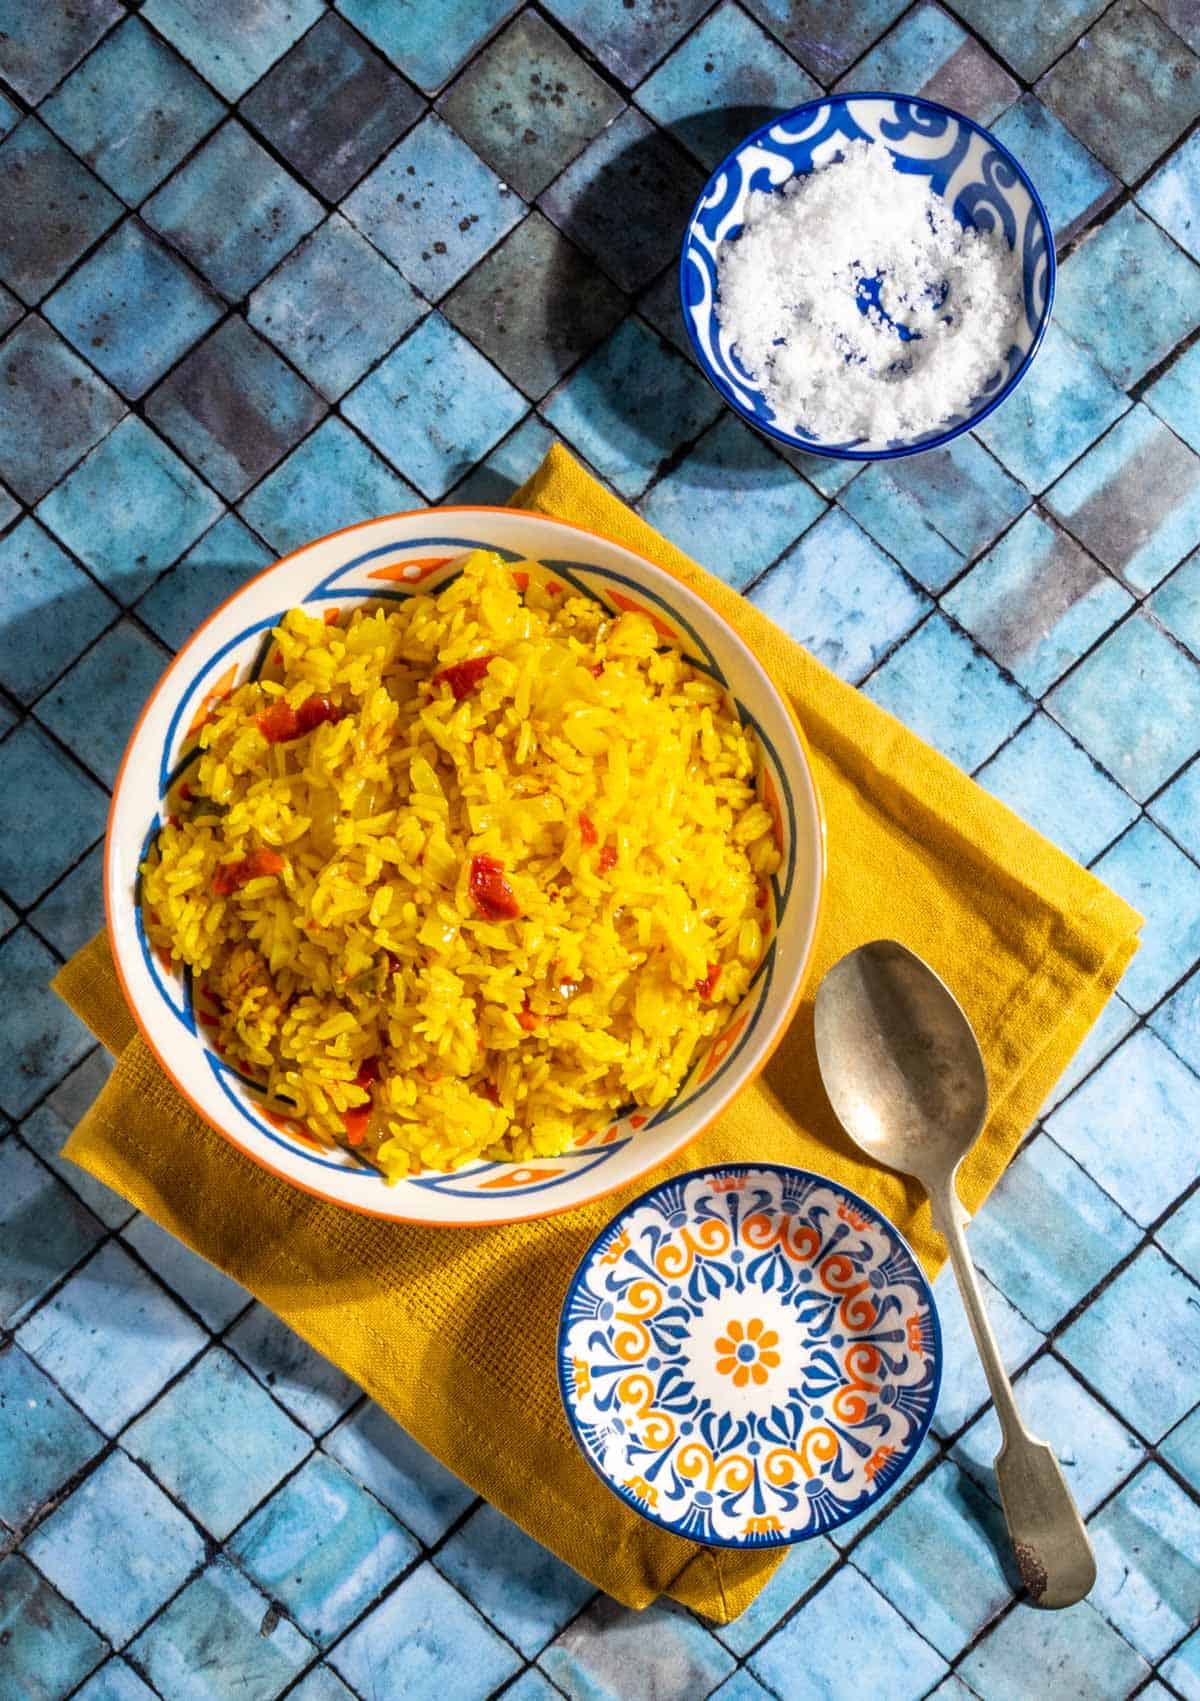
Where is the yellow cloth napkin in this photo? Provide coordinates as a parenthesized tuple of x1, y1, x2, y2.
(54, 445, 1140, 1623)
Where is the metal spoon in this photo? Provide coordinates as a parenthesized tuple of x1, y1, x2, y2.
(813, 939, 1096, 1609)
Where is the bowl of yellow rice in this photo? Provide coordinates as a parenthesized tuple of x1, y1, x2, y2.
(107, 508, 824, 1225)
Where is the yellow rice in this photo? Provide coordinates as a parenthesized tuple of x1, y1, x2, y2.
(142, 550, 781, 1179)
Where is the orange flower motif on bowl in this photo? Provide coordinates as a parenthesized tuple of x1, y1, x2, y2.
(715, 1317, 781, 1386)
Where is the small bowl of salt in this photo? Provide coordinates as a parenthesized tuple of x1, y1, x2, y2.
(680, 93, 1054, 460)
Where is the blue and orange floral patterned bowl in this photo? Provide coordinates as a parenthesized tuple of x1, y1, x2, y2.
(559, 1164, 941, 1545)
(105, 509, 825, 1227)
(680, 92, 1055, 460)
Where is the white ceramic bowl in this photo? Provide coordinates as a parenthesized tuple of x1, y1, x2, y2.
(106, 509, 825, 1225)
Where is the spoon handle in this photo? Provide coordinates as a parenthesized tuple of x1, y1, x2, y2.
(929, 1177, 1096, 1610)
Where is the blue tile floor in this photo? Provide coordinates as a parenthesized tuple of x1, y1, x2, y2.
(1, 2, 1198, 1697)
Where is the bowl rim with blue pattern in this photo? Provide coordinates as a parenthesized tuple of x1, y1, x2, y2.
(104, 508, 826, 1227)
(679, 91, 1056, 462)
(558, 1161, 942, 1546)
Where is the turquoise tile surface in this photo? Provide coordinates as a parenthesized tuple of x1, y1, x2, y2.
(6, 3, 1200, 1692)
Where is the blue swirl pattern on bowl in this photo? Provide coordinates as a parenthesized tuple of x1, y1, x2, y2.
(680, 93, 1055, 461)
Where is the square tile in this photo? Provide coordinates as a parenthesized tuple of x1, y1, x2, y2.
(1053, 204, 1200, 390)
(1139, 127, 1200, 263)
(444, 212, 626, 400)
(1147, 0, 1200, 49)
(226, 1303, 361, 1434)
(0, 928, 94, 1118)
(16, 1239, 207, 1435)
(945, 509, 1131, 699)
(135, 1326, 317, 1537)
(436, 1502, 594, 1656)
(324, 1398, 476, 1543)
(0, 1139, 103, 1325)
(28, 842, 107, 960)
(835, 2, 1019, 126)
(45, 218, 222, 400)
(231, 1453, 418, 1642)
(864, 612, 1031, 773)
(1048, 614, 1200, 801)
(543, 1596, 735, 1701)
(639, 414, 826, 590)
(36, 1051, 130, 1229)
(960, 1598, 1149, 1701)
(0, 721, 108, 904)
(1150, 966, 1200, 1076)
(145, 317, 325, 500)
(841, 434, 1029, 593)
(749, 507, 928, 681)
(286, 1670, 360, 1701)
(974, 325, 1128, 495)
(542, 0, 709, 85)
(0, 0, 120, 104)
(0, 1554, 104, 1701)
(330, 1562, 522, 1701)
(38, 416, 224, 605)
(543, 315, 722, 499)
(249, 215, 426, 401)
(1146, 344, 1200, 456)
(636, 3, 819, 170)
(853, 1461, 1013, 1659)
(1152, 756, 1200, 863)
(1059, 1245, 1200, 1440)
(337, 0, 518, 95)
(439, 9, 624, 201)
(36, 618, 173, 787)
(136, 513, 275, 652)
(41, 17, 224, 205)
(989, 95, 1118, 248)
(742, 0, 908, 83)
(343, 312, 526, 498)
(1162, 1402, 1200, 1488)
(968, 1130, 1141, 1330)
(1164, 1628, 1200, 1701)
(1090, 1463, 1200, 1659)
(954, 1352, 1145, 1520)
(25, 1449, 205, 1644)
(0, 316, 125, 504)
(144, 121, 323, 302)
(121, 1215, 248, 1332)
(1152, 547, 1200, 655)
(0, 1344, 103, 1529)
(712, 1539, 838, 1657)
(142, 0, 324, 101)
(1044, 404, 1200, 593)
(241, 13, 424, 203)
(343, 113, 523, 302)
(128, 1555, 312, 1701)
(0, 118, 121, 305)
(446, 411, 557, 505)
(0, 519, 118, 704)
(977, 711, 1137, 864)
(1038, 0, 1200, 185)
(239, 417, 419, 555)
(1092, 819, 1200, 1011)
(74, 1659, 160, 1701)
(539, 107, 704, 294)
(749, 1566, 947, 1700)
(931, 1262, 1043, 1438)
(945, 0, 1106, 82)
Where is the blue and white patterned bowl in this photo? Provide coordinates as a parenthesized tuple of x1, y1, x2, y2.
(559, 1164, 941, 1546)
(680, 93, 1055, 461)
(105, 510, 824, 1226)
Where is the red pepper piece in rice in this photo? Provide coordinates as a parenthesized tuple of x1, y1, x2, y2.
(211, 847, 285, 897)
(431, 653, 496, 701)
(469, 855, 521, 921)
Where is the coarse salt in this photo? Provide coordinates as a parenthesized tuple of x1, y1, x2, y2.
(715, 140, 1022, 444)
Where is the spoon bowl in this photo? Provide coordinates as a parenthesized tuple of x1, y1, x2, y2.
(813, 938, 988, 1185)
